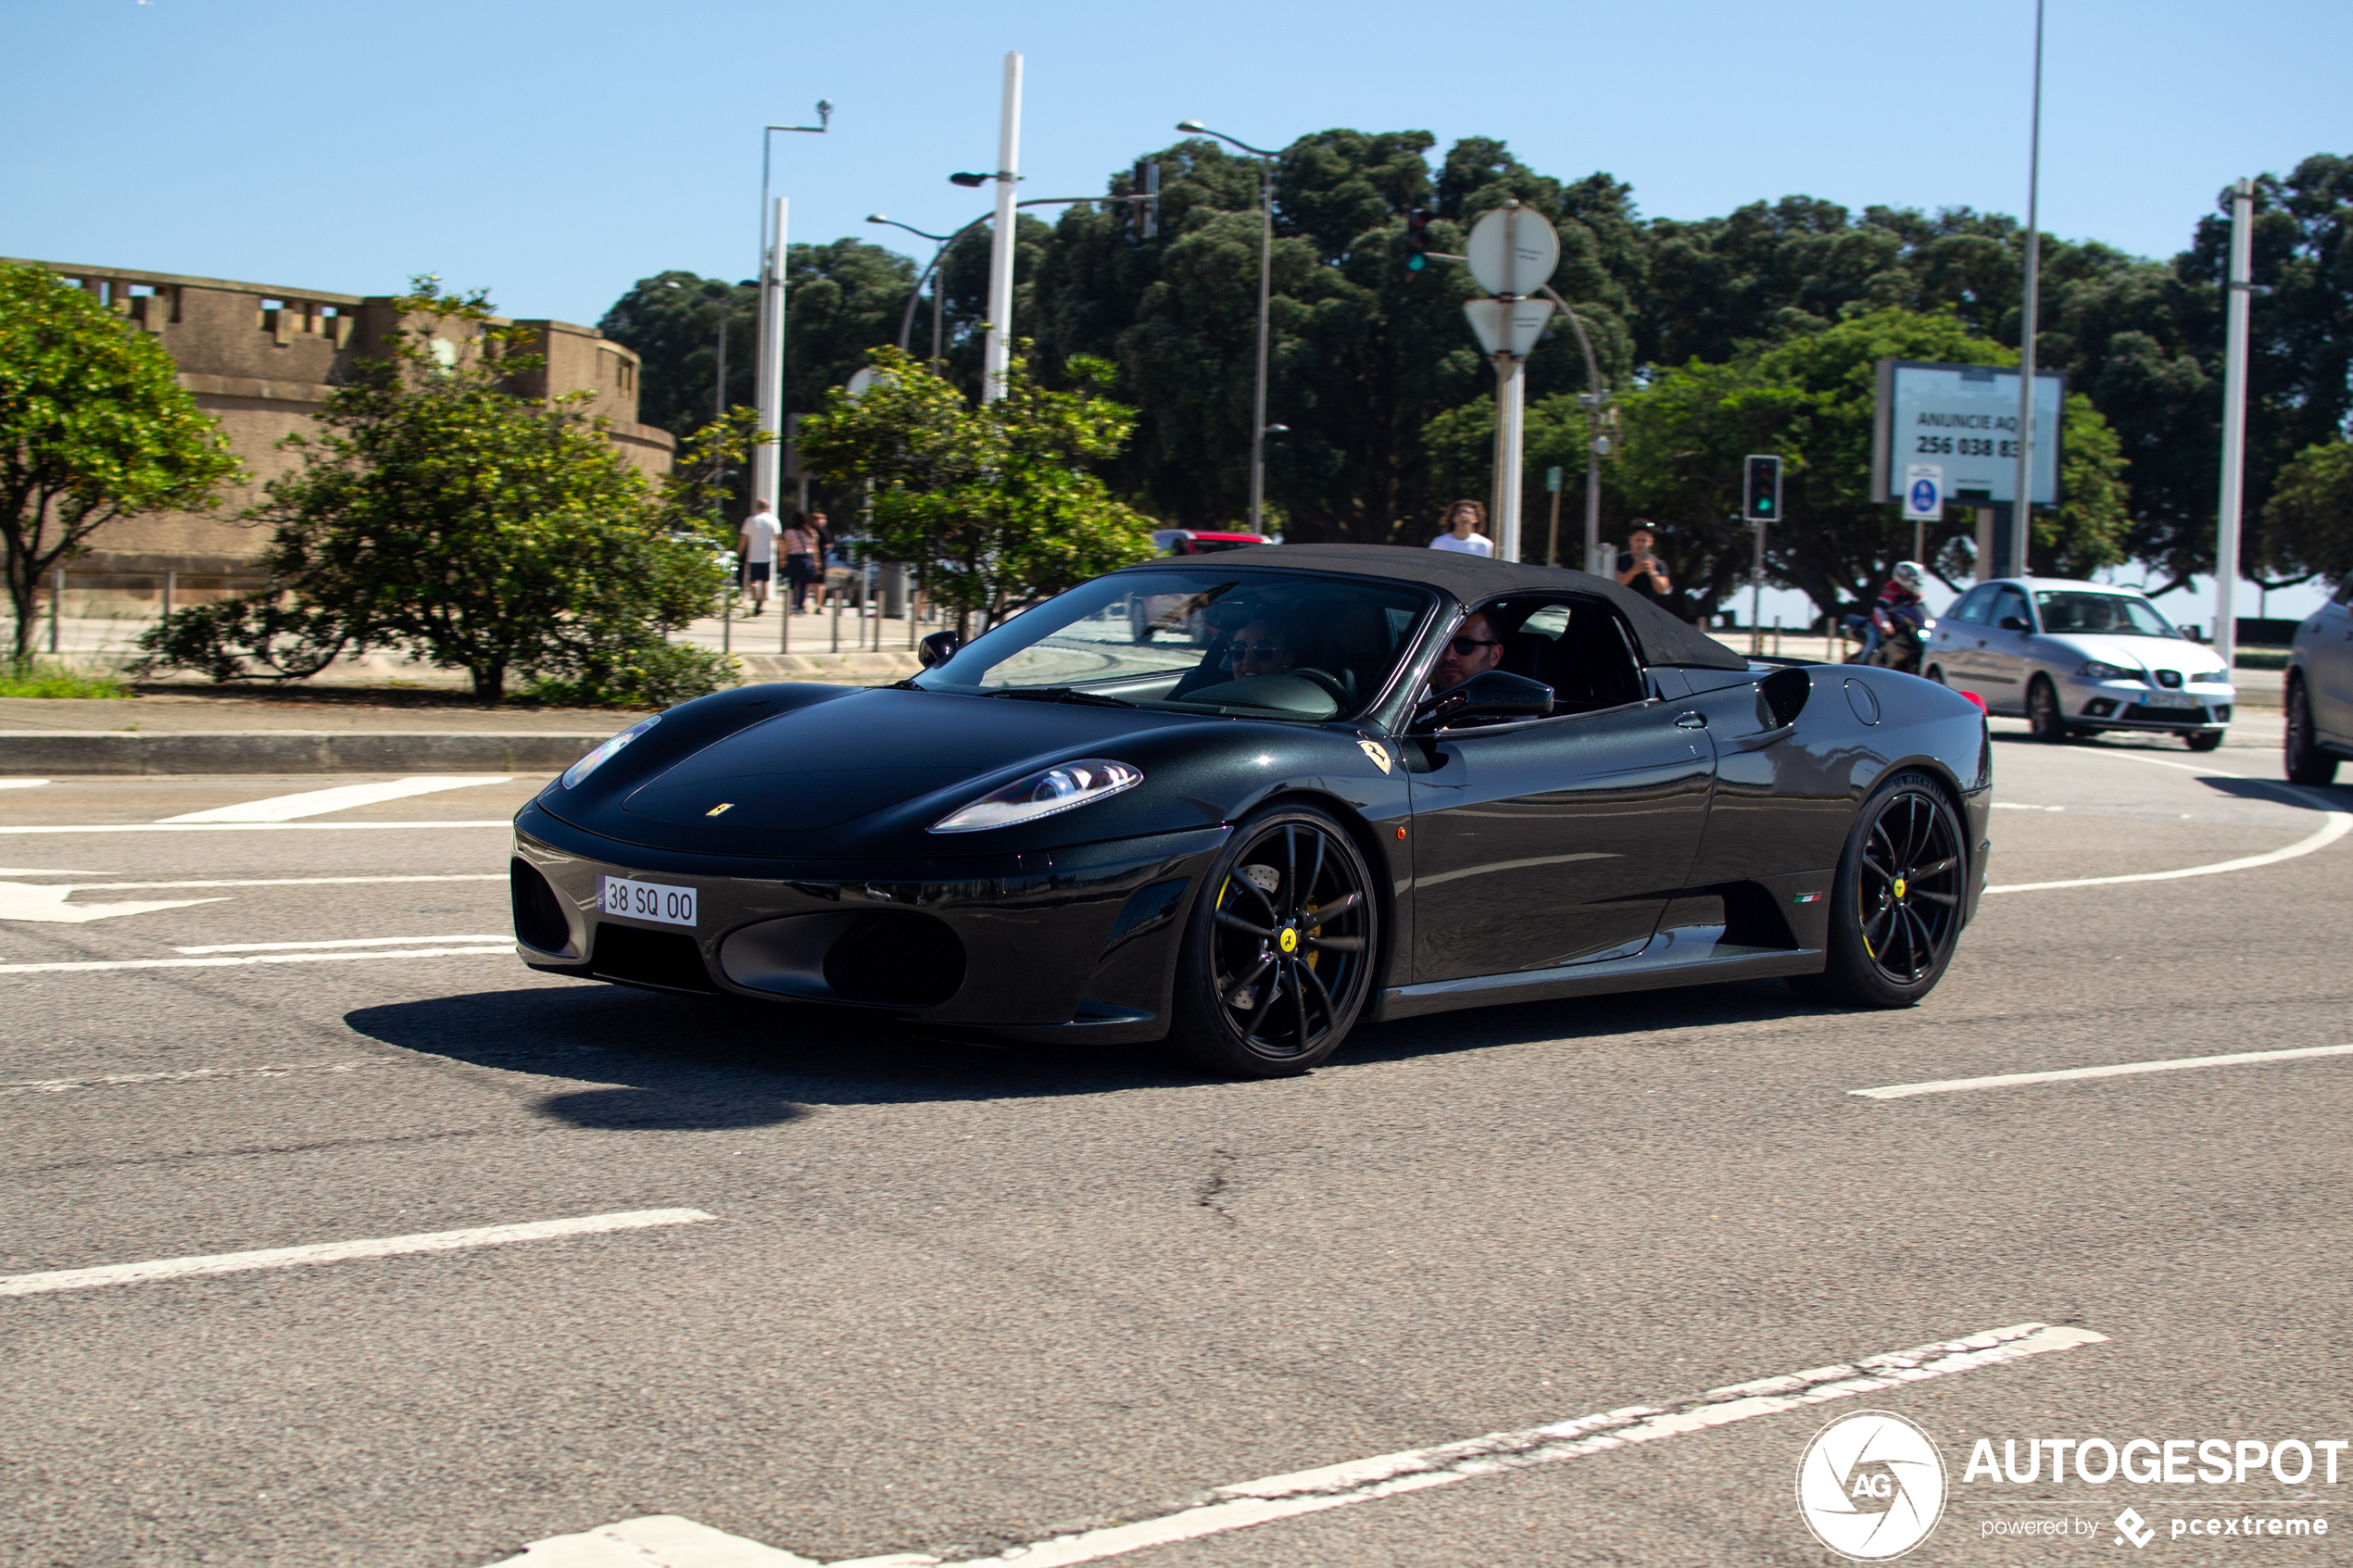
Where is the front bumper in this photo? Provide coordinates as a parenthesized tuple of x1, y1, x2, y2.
(508, 802, 1227, 1044)
(2067, 677, 2232, 731)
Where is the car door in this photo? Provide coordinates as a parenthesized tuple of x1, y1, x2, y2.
(1406, 692, 1715, 983)
(2307, 579, 2353, 742)
(1929, 584, 1994, 694)
(1971, 585, 2037, 713)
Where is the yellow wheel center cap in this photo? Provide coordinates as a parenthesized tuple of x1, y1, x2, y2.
(1278, 927, 1298, 953)
(1893, 875, 1908, 900)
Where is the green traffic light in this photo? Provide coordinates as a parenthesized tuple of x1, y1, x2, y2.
(1408, 256, 1424, 271)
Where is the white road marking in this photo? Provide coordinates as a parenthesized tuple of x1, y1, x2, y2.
(0, 1209, 715, 1298)
(489, 1323, 2108, 1568)
(0, 1060, 374, 1095)
(0, 821, 513, 834)
(1985, 808, 2347, 893)
(0, 882, 228, 923)
(1991, 801, 2064, 810)
(1852, 1041, 2353, 1100)
(158, 775, 513, 823)
(0, 945, 512, 975)
(38, 873, 506, 891)
(176, 934, 508, 954)
(0, 867, 118, 875)
(0, 779, 50, 789)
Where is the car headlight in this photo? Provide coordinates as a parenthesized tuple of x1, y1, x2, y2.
(2187, 669, 2233, 685)
(930, 758, 1143, 834)
(2077, 660, 2142, 682)
(560, 714, 661, 789)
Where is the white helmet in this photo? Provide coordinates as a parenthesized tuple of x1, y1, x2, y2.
(1892, 561, 1925, 591)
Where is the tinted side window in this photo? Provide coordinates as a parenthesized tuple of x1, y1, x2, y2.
(1993, 588, 2032, 629)
(1947, 585, 1994, 624)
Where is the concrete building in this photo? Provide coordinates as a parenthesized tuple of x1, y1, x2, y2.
(6, 258, 673, 598)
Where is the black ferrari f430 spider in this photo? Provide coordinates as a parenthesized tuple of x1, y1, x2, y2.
(511, 546, 1992, 1076)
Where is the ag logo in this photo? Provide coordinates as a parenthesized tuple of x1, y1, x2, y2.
(1795, 1410, 1946, 1561)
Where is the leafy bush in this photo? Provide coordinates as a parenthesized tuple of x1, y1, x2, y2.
(518, 639, 737, 709)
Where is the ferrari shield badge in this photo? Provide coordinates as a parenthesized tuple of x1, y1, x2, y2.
(1357, 740, 1392, 774)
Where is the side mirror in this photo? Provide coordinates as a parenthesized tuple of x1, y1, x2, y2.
(1998, 615, 2032, 633)
(917, 629, 963, 669)
(1414, 670, 1554, 730)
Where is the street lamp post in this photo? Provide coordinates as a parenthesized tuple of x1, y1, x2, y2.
(1178, 119, 1282, 535)
(872, 194, 1164, 374)
(2009, 0, 2045, 578)
(754, 103, 831, 507)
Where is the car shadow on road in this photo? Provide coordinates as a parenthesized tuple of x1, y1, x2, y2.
(343, 982, 1199, 1130)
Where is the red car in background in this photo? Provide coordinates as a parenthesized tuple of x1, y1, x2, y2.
(1131, 530, 1277, 643)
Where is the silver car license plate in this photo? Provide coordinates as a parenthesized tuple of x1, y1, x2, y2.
(2143, 690, 2197, 709)
(598, 875, 697, 927)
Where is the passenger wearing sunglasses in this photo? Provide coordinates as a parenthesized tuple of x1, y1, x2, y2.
(1227, 620, 1299, 681)
(1426, 610, 1506, 695)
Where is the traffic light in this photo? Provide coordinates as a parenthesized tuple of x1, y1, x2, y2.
(1743, 454, 1782, 523)
(1131, 160, 1160, 241)
(1405, 208, 1431, 271)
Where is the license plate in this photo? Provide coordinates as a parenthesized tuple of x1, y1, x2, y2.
(598, 875, 697, 928)
(2142, 690, 2197, 709)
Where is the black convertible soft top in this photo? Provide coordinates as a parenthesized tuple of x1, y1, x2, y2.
(1131, 543, 1749, 671)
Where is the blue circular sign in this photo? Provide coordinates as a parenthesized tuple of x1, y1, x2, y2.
(1909, 477, 1939, 511)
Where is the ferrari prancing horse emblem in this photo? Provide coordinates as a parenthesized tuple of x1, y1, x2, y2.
(1358, 740, 1391, 774)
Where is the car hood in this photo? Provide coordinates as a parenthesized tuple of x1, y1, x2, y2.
(2039, 633, 2228, 680)
(619, 687, 1202, 834)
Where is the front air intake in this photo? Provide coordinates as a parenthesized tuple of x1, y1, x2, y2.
(510, 859, 572, 954)
(592, 922, 718, 993)
(823, 913, 967, 1006)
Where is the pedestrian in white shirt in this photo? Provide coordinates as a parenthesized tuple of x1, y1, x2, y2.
(1428, 499, 1494, 557)
(737, 499, 782, 616)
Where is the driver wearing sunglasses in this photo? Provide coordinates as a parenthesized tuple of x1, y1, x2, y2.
(1227, 619, 1299, 681)
(1426, 610, 1506, 695)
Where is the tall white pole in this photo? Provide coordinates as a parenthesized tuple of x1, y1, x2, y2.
(753, 196, 788, 503)
(2008, 0, 2045, 578)
(983, 51, 1023, 404)
(2215, 177, 2255, 672)
(1247, 158, 1273, 533)
(1494, 355, 1526, 562)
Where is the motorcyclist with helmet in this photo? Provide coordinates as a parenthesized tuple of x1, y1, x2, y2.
(1859, 561, 1929, 666)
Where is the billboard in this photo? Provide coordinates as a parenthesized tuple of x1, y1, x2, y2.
(1871, 360, 2065, 508)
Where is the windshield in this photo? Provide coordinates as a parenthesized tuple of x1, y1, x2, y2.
(912, 569, 1435, 721)
(2034, 590, 2180, 639)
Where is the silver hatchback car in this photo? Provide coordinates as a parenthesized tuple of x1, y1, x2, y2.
(2284, 574, 2353, 784)
(1924, 577, 2233, 751)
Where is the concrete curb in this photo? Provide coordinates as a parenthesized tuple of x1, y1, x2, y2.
(0, 732, 608, 776)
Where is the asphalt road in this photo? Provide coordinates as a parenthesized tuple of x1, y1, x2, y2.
(2, 718, 2348, 1568)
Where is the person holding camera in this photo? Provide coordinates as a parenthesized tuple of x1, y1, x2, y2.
(1615, 523, 1671, 605)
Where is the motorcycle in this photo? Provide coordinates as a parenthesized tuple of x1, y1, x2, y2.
(1841, 602, 1935, 675)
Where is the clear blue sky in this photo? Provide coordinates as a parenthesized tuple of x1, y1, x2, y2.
(6, 0, 2344, 622)
(8, 0, 2345, 325)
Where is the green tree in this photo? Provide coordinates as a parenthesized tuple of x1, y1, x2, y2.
(1600, 308, 2130, 621)
(0, 263, 242, 662)
(2259, 440, 2353, 586)
(794, 346, 1157, 628)
(139, 279, 730, 703)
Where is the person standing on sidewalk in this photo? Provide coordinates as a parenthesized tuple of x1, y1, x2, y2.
(737, 498, 782, 617)
(781, 511, 822, 615)
(1429, 500, 1493, 557)
(1615, 523, 1672, 605)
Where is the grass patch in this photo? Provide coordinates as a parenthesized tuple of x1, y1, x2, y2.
(0, 660, 132, 698)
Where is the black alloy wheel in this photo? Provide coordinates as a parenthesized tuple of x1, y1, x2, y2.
(1167, 806, 1378, 1077)
(2285, 678, 2339, 785)
(1790, 770, 1967, 1009)
(2026, 675, 2070, 743)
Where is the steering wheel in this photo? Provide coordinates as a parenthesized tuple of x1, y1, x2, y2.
(1290, 667, 1352, 709)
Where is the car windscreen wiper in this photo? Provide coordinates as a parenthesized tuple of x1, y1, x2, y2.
(979, 685, 1138, 708)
